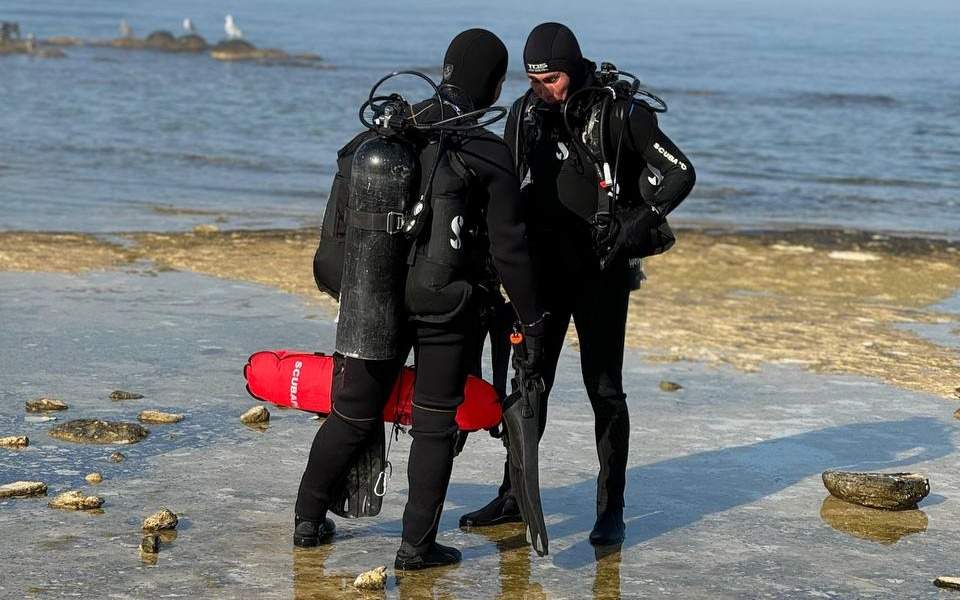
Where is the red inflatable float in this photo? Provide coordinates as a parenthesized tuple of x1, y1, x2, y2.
(243, 350, 501, 432)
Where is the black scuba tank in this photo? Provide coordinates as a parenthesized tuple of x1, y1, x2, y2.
(335, 134, 419, 360)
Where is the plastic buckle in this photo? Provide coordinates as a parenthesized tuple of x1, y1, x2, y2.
(386, 211, 404, 235)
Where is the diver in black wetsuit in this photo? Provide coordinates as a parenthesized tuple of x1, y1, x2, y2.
(295, 29, 545, 570)
(460, 22, 696, 546)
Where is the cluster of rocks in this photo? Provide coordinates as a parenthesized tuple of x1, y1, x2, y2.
(4, 28, 327, 66)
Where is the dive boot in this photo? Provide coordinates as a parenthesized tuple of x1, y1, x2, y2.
(293, 515, 336, 547)
(589, 508, 625, 546)
(394, 540, 462, 571)
(459, 493, 523, 527)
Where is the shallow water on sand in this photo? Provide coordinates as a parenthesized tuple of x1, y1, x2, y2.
(2, 269, 959, 598)
(2, 0, 960, 237)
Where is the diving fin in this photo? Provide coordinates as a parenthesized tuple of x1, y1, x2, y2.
(501, 390, 549, 556)
(329, 421, 387, 518)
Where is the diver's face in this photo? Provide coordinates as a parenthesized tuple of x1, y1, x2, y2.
(527, 71, 570, 104)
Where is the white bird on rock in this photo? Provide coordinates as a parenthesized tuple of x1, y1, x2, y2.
(224, 15, 243, 40)
(182, 18, 195, 34)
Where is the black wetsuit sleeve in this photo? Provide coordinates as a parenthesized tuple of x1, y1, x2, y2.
(637, 127, 696, 216)
(503, 96, 524, 176)
(459, 136, 541, 324)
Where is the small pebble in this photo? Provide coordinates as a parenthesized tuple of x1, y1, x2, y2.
(85, 473, 103, 484)
(0, 436, 29, 448)
(140, 534, 160, 554)
(109, 451, 126, 463)
(137, 410, 185, 424)
(143, 508, 179, 532)
(48, 490, 104, 510)
(25, 398, 68, 412)
(659, 380, 683, 392)
(110, 390, 144, 401)
(354, 566, 387, 591)
(954, 387, 960, 400)
(240, 406, 270, 425)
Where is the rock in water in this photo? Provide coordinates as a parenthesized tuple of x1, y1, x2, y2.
(140, 534, 160, 554)
(240, 406, 269, 424)
(354, 566, 387, 591)
(49, 419, 149, 444)
(0, 436, 28, 448)
(110, 390, 144, 400)
(0, 481, 47, 499)
(138, 410, 185, 424)
(85, 473, 103, 484)
(192, 223, 220, 234)
(935, 577, 960, 591)
(25, 397, 68, 412)
(48, 490, 104, 510)
(822, 470, 930, 510)
(109, 451, 126, 463)
(954, 408, 960, 420)
(659, 380, 683, 392)
(143, 508, 178, 531)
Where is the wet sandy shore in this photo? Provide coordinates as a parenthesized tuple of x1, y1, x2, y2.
(2, 226, 957, 398)
(1, 268, 958, 598)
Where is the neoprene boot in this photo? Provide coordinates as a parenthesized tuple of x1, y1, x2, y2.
(459, 492, 522, 527)
(589, 507, 625, 546)
(293, 514, 336, 547)
(394, 540, 462, 570)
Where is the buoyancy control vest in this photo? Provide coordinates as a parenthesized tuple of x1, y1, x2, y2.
(514, 63, 675, 266)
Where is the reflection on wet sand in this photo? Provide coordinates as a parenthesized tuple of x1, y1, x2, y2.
(819, 496, 928, 545)
(468, 524, 546, 599)
(593, 544, 624, 600)
(293, 545, 376, 599)
(395, 564, 459, 600)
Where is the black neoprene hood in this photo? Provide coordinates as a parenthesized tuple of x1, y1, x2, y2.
(523, 22, 583, 76)
(441, 28, 508, 110)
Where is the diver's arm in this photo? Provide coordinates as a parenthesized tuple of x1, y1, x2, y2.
(463, 138, 541, 324)
(638, 128, 696, 216)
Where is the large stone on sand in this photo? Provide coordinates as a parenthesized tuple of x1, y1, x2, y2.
(48, 489, 104, 510)
(143, 508, 178, 531)
(25, 397, 68, 412)
(0, 481, 47, 499)
(822, 470, 930, 510)
(49, 419, 149, 444)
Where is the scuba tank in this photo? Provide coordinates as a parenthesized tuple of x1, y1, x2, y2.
(335, 72, 507, 358)
(335, 117, 418, 360)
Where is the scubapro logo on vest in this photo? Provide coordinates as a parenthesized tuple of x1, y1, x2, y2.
(653, 142, 687, 171)
(449, 216, 464, 250)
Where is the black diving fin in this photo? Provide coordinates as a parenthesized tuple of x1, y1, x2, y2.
(329, 420, 387, 518)
(501, 328, 549, 556)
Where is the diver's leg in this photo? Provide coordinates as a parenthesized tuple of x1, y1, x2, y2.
(572, 262, 631, 545)
(396, 319, 473, 569)
(294, 355, 401, 545)
(459, 300, 571, 527)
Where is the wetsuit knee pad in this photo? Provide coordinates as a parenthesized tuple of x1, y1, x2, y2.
(409, 404, 459, 441)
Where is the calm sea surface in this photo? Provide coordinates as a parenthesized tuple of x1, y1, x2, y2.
(1, 0, 958, 237)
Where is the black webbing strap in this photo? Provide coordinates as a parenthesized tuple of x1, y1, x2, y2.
(347, 208, 404, 234)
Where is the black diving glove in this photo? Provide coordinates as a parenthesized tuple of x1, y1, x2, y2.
(519, 315, 548, 377)
(599, 207, 670, 269)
